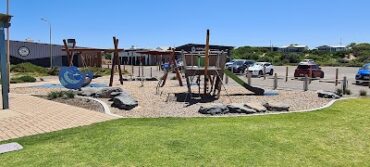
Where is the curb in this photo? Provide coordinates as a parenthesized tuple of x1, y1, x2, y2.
(84, 97, 123, 118)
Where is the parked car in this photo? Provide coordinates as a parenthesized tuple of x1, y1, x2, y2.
(225, 60, 236, 67)
(294, 62, 324, 78)
(355, 63, 370, 85)
(246, 62, 274, 76)
(227, 60, 255, 74)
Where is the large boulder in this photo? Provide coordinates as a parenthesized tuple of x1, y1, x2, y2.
(317, 91, 341, 99)
(95, 87, 123, 98)
(245, 102, 267, 113)
(199, 103, 229, 115)
(78, 87, 123, 98)
(263, 102, 290, 112)
(111, 92, 138, 110)
(227, 103, 257, 114)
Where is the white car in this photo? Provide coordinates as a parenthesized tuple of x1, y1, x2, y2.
(245, 62, 274, 76)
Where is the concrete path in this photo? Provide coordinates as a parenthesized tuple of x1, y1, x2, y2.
(0, 94, 116, 142)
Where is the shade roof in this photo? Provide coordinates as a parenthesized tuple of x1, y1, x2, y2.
(0, 13, 12, 23)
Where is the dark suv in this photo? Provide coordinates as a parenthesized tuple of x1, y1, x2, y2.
(227, 60, 255, 74)
(294, 62, 324, 78)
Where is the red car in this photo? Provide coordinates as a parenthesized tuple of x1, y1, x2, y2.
(294, 62, 324, 78)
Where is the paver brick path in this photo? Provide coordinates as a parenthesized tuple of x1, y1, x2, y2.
(0, 94, 116, 142)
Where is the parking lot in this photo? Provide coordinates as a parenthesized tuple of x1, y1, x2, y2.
(232, 66, 368, 95)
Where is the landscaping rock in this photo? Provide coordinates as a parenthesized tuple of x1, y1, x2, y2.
(111, 92, 138, 110)
(245, 102, 267, 113)
(263, 102, 290, 112)
(227, 103, 257, 114)
(317, 91, 341, 99)
(198, 103, 229, 115)
(96, 87, 123, 98)
(78, 87, 123, 98)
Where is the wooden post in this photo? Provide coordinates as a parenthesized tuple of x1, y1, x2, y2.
(304, 74, 309, 91)
(247, 71, 252, 85)
(225, 75, 229, 84)
(142, 65, 145, 77)
(109, 37, 123, 86)
(335, 68, 339, 86)
(273, 73, 278, 90)
(150, 67, 153, 78)
(131, 65, 134, 76)
(285, 66, 289, 82)
(204, 29, 210, 95)
(114, 37, 123, 85)
(171, 49, 183, 86)
(263, 66, 266, 80)
(137, 65, 140, 77)
(343, 76, 347, 94)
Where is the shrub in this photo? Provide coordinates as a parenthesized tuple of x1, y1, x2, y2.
(359, 90, 367, 97)
(336, 89, 343, 96)
(344, 89, 352, 95)
(47, 91, 75, 100)
(47, 91, 60, 100)
(47, 67, 60, 76)
(170, 76, 177, 80)
(10, 75, 37, 83)
(10, 63, 48, 74)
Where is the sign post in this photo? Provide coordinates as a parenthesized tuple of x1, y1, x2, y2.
(0, 13, 12, 110)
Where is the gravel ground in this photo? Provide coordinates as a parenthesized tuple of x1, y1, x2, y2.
(104, 79, 332, 118)
(50, 97, 105, 113)
(9, 70, 334, 118)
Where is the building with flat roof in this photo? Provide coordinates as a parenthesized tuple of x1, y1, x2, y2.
(279, 44, 309, 52)
(9, 40, 68, 67)
(316, 45, 347, 52)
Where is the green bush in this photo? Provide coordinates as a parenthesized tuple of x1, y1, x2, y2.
(10, 75, 37, 84)
(10, 63, 48, 74)
(47, 91, 75, 100)
(47, 67, 60, 76)
(336, 88, 343, 96)
(344, 89, 352, 95)
(359, 90, 367, 97)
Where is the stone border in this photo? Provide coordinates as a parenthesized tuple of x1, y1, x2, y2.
(84, 97, 123, 118)
(209, 97, 359, 118)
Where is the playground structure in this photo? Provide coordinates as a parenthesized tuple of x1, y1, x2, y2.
(61, 37, 124, 89)
(0, 13, 11, 109)
(181, 29, 265, 99)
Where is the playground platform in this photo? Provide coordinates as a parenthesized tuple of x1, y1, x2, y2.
(0, 93, 116, 142)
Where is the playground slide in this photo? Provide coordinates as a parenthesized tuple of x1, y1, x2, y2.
(224, 69, 265, 95)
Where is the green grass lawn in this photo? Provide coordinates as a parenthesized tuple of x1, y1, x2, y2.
(1, 98, 370, 166)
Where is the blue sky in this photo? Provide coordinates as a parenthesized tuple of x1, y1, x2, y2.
(1, 0, 369, 48)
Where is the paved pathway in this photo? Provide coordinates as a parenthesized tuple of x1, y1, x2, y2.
(0, 94, 116, 142)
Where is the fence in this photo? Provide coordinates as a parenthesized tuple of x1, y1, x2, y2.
(224, 67, 370, 93)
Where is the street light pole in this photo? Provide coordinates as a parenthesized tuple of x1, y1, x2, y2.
(41, 18, 52, 68)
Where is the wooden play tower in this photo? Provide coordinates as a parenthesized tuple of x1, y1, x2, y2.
(182, 30, 227, 98)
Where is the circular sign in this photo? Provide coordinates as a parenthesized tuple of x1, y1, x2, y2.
(18, 46, 30, 57)
(191, 46, 196, 52)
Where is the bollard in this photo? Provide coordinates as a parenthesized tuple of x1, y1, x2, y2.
(247, 72, 252, 85)
(285, 66, 288, 82)
(263, 66, 266, 80)
(225, 75, 229, 84)
(131, 65, 134, 76)
(303, 74, 309, 91)
(138, 66, 140, 77)
(273, 73, 278, 90)
(335, 68, 339, 86)
(342, 76, 347, 94)
(142, 66, 145, 77)
(150, 67, 153, 78)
